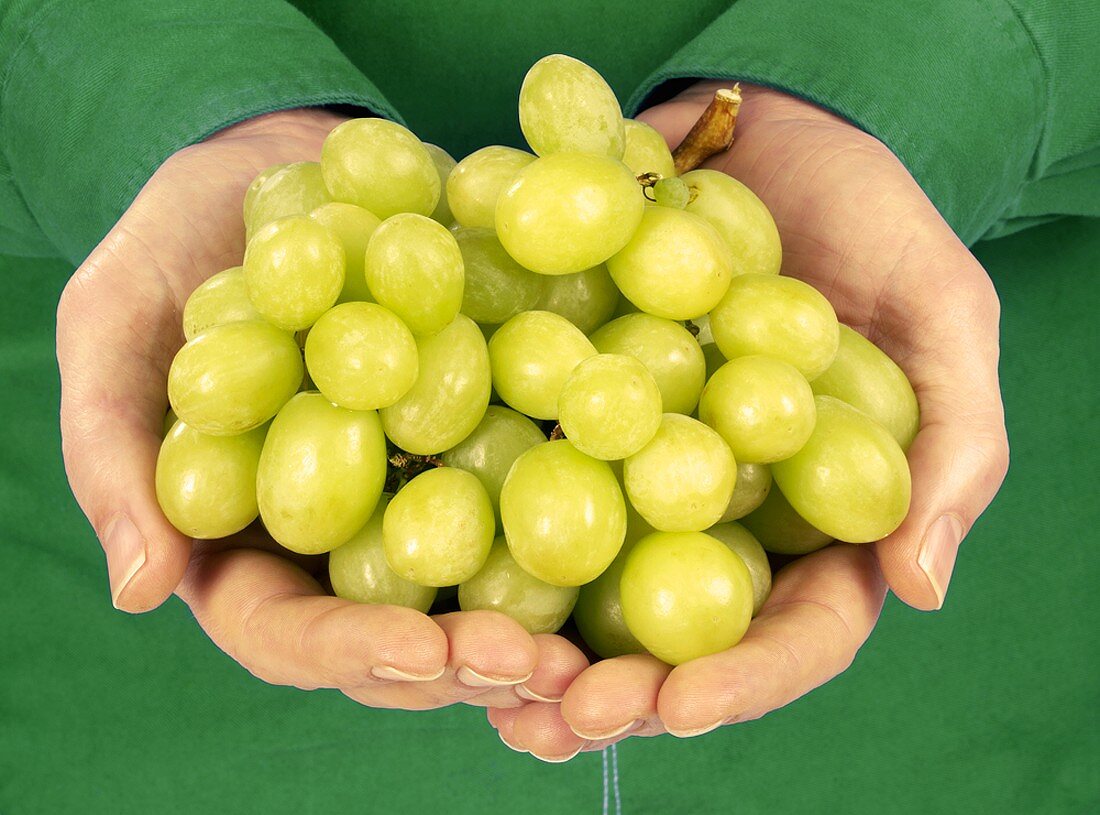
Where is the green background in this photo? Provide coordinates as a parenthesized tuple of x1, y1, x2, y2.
(2, 216, 1097, 813)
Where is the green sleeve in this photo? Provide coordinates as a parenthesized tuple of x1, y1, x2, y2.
(0, 0, 401, 263)
(627, 0, 1100, 246)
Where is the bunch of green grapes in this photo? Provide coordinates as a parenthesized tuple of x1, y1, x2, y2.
(157, 54, 917, 667)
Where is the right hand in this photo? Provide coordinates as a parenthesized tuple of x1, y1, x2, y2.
(56, 108, 588, 711)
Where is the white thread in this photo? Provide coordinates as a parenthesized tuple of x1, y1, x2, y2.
(601, 748, 610, 815)
(610, 742, 622, 814)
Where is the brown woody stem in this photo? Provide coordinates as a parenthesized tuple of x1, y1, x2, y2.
(672, 85, 742, 175)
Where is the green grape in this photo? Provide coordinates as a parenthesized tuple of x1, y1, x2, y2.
(162, 408, 178, 439)
(709, 274, 840, 379)
(518, 54, 625, 158)
(705, 522, 772, 616)
(621, 119, 675, 178)
(620, 531, 754, 665)
(447, 146, 536, 228)
(740, 484, 833, 555)
(246, 162, 331, 240)
(309, 202, 382, 304)
(590, 314, 706, 415)
(440, 405, 547, 528)
(700, 342, 726, 382)
(533, 264, 619, 335)
(453, 227, 545, 324)
(320, 118, 440, 219)
(607, 206, 732, 320)
(496, 152, 643, 275)
(558, 354, 662, 460)
(168, 321, 302, 436)
(682, 168, 782, 276)
(365, 213, 464, 336)
(328, 495, 438, 612)
(182, 267, 264, 340)
(693, 313, 714, 344)
(772, 396, 911, 543)
(488, 311, 596, 420)
(500, 440, 626, 586)
(257, 392, 387, 554)
(383, 467, 495, 587)
(698, 355, 816, 463)
(572, 540, 647, 659)
(652, 177, 690, 209)
(811, 325, 920, 450)
(243, 216, 344, 331)
(720, 462, 773, 522)
(155, 420, 265, 539)
(304, 302, 418, 410)
(242, 163, 289, 228)
(380, 314, 491, 454)
(423, 143, 458, 225)
(459, 538, 579, 634)
(624, 414, 736, 532)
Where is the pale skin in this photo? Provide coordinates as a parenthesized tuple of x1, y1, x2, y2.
(56, 83, 1007, 756)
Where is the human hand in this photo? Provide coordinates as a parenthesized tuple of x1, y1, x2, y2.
(488, 82, 1009, 759)
(56, 109, 588, 710)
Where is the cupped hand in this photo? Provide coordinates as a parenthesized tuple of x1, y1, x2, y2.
(56, 109, 588, 711)
(489, 82, 1009, 759)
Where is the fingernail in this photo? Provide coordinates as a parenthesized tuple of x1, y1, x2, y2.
(572, 719, 643, 741)
(103, 515, 146, 611)
(917, 514, 964, 610)
(515, 684, 562, 703)
(533, 746, 585, 764)
(499, 732, 528, 754)
(370, 665, 446, 683)
(667, 719, 726, 739)
(456, 666, 533, 688)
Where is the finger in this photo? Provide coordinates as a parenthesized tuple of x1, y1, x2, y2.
(511, 703, 590, 763)
(658, 544, 885, 737)
(472, 633, 590, 709)
(57, 263, 192, 613)
(560, 654, 670, 740)
(176, 547, 449, 690)
(486, 707, 527, 754)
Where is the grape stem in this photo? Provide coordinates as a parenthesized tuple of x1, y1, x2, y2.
(671, 85, 742, 175)
(385, 448, 445, 491)
(549, 424, 565, 441)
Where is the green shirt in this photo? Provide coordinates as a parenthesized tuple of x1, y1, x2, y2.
(1, 2, 1098, 812)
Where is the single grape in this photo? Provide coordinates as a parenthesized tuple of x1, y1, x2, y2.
(365, 213, 464, 336)
(380, 314, 491, 454)
(518, 54, 625, 158)
(740, 481, 833, 555)
(304, 302, 418, 410)
(682, 168, 782, 276)
(772, 395, 911, 543)
(500, 440, 626, 586)
(440, 405, 547, 528)
(383, 467, 495, 587)
(242, 163, 289, 228)
(621, 119, 675, 178)
(257, 392, 387, 554)
(558, 354, 662, 460)
(623, 414, 736, 532)
(533, 264, 619, 335)
(709, 274, 840, 379)
(620, 531, 754, 665)
(321, 118, 440, 219)
(496, 152, 643, 275)
(488, 310, 596, 419)
(590, 314, 706, 415)
(720, 462, 773, 522)
(309, 202, 382, 304)
(447, 146, 536, 229)
(459, 538, 579, 634)
(453, 227, 545, 324)
(693, 313, 713, 344)
(705, 522, 773, 616)
(155, 421, 266, 539)
(328, 495, 438, 613)
(168, 321, 302, 435)
(652, 177, 691, 209)
(182, 267, 264, 340)
(423, 143, 458, 225)
(811, 324, 920, 450)
(698, 355, 816, 463)
(243, 215, 344, 331)
(246, 162, 331, 240)
(607, 206, 732, 320)
(573, 539, 647, 659)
